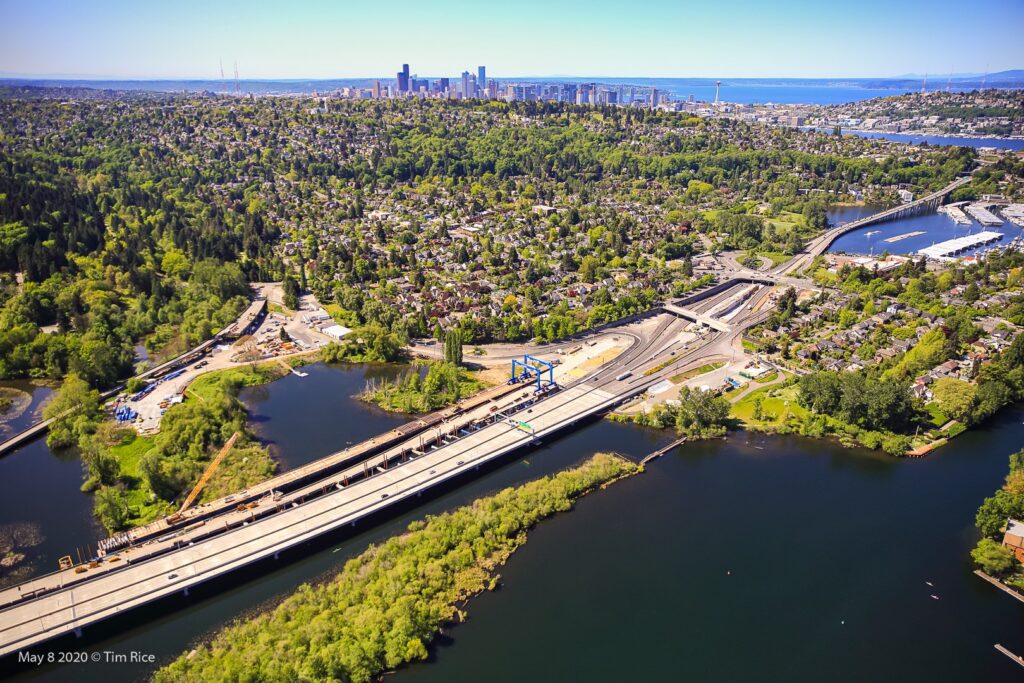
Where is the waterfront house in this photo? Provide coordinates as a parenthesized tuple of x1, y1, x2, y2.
(1002, 519, 1024, 563)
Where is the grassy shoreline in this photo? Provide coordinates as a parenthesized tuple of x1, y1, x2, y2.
(729, 381, 958, 456)
(153, 452, 639, 683)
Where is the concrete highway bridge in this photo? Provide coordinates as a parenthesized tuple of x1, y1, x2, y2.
(0, 291, 775, 658)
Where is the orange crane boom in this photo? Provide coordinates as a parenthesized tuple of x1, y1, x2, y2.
(177, 431, 241, 514)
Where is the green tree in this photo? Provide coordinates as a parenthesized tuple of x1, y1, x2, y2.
(931, 378, 977, 423)
(976, 490, 1024, 538)
(282, 275, 300, 310)
(94, 486, 130, 532)
(44, 372, 102, 448)
(125, 377, 147, 394)
(971, 538, 1018, 576)
(79, 437, 121, 487)
(444, 330, 463, 366)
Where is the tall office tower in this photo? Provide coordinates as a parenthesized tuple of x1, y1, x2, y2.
(650, 88, 658, 108)
(468, 74, 477, 98)
(396, 63, 410, 94)
(439, 77, 450, 92)
(506, 83, 516, 101)
(688, 93, 695, 103)
(478, 66, 486, 92)
(461, 71, 470, 98)
(372, 80, 380, 99)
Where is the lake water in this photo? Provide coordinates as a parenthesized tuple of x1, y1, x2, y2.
(239, 361, 410, 470)
(841, 131, 1024, 152)
(396, 412, 1024, 683)
(4, 365, 1024, 681)
(0, 381, 53, 438)
(826, 205, 1024, 258)
(804, 128, 1024, 151)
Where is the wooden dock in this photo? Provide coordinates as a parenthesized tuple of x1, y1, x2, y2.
(640, 436, 688, 465)
(995, 644, 1024, 668)
(974, 569, 1024, 604)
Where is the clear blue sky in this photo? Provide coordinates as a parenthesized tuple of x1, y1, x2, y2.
(1, 0, 1022, 80)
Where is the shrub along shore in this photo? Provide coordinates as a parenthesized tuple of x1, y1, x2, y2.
(153, 452, 639, 683)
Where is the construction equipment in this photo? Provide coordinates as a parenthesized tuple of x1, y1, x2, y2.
(172, 431, 241, 519)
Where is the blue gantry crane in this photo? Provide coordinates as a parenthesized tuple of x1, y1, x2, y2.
(510, 354, 555, 391)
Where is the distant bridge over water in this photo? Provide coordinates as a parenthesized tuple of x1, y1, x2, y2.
(778, 176, 971, 275)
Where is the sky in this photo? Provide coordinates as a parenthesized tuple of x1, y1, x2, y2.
(1, 0, 1023, 80)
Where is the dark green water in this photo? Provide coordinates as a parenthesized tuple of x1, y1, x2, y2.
(399, 421, 1024, 682)
(3, 364, 1024, 681)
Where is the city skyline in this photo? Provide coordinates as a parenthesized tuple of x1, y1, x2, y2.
(1, 0, 1023, 80)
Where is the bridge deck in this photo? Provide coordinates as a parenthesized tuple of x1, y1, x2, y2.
(0, 382, 621, 657)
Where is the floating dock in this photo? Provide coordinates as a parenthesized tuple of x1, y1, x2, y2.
(884, 230, 927, 243)
(1002, 204, 1024, 228)
(917, 231, 1004, 261)
(939, 204, 972, 225)
(965, 203, 1004, 226)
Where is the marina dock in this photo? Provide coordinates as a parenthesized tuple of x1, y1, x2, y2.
(1002, 204, 1024, 228)
(939, 203, 972, 225)
(965, 203, 1004, 226)
(883, 230, 926, 243)
(917, 231, 1004, 261)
